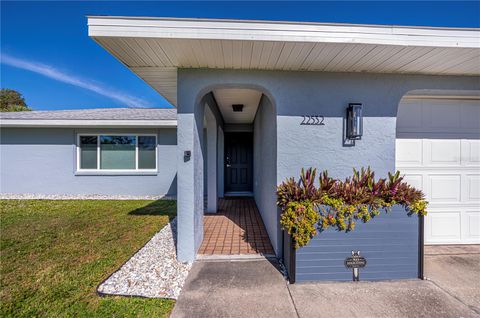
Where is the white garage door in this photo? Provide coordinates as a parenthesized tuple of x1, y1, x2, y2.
(396, 97, 480, 244)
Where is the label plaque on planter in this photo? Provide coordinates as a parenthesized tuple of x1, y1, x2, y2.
(345, 254, 367, 268)
(345, 251, 366, 281)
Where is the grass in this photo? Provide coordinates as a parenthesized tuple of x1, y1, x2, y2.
(0, 199, 177, 317)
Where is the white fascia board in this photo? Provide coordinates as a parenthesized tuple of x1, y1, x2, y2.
(0, 119, 178, 128)
(88, 16, 480, 49)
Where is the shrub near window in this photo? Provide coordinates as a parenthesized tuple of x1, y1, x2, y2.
(277, 167, 428, 249)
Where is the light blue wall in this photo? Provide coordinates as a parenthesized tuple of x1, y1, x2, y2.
(176, 92, 224, 261)
(0, 127, 177, 196)
(177, 68, 479, 261)
(253, 95, 279, 254)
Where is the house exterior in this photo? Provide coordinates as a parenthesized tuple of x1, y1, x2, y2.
(1, 17, 479, 282)
(0, 108, 177, 196)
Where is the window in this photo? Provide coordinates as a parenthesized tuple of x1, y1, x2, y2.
(79, 136, 98, 169)
(77, 134, 157, 171)
(100, 135, 136, 169)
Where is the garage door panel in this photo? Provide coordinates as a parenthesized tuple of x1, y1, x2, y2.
(396, 139, 422, 165)
(429, 175, 461, 202)
(426, 140, 461, 165)
(402, 174, 423, 190)
(397, 97, 480, 245)
(465, 211, 480, 240)
(466, 175, 480, 201)
(463, 140, 480, 165)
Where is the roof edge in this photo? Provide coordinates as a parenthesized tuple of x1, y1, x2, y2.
(86, 15, 480, 31)
(88, 16, 480, 49)
(0, 119, 178, 128)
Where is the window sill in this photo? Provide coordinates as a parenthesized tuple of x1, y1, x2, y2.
(75, 170, 158, 176)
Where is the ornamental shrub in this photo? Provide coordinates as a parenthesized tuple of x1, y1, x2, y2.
(280, 201, 319, 249)
(277, 167, 428, 248)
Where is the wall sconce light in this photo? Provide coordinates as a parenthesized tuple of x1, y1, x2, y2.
(346, 103, 363, 140)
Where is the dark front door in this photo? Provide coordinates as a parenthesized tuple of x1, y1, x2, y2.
(225, 132, 253, 193)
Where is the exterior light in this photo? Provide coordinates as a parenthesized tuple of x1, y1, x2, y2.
(232, 104, 244, 112)
(346, 103, 363, 140)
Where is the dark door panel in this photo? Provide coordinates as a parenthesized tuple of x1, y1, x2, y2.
(225, 132, 253, 192)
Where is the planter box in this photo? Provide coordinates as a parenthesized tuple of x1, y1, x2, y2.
(283, 205, 424, 283)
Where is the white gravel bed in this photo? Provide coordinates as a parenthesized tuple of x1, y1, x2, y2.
(97, 218, 192, 299)
(0, 193, 176, 200)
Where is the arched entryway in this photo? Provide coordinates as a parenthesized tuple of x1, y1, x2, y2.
(177, 84, 277, 261)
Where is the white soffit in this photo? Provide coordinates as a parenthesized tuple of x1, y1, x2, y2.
(213, 88, 262, 124)
(403, 89, 480, 100)
(88, 16, 480, 107)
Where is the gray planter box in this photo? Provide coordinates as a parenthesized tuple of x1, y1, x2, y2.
(283, 205, 424, 283)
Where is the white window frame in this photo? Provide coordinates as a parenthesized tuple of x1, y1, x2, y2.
(76, 133, 158, 172)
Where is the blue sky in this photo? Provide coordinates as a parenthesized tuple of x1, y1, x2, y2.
(1, 1, 479, 110)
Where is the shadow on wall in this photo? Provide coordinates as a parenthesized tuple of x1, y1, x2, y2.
(167, 174, 177, 196)
(128, 200, 177, 221)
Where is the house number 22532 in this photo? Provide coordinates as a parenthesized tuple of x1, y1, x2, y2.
(301, 115, 325, 125)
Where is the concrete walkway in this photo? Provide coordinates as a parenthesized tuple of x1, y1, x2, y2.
(170, 258, 297, 318)
(172, 246, 480, 318)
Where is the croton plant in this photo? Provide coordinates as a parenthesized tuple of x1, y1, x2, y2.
(277, 167, 428, 249)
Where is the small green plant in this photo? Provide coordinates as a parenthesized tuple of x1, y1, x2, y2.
(280, 201, 319, 249)
(277, 167, 428, 248)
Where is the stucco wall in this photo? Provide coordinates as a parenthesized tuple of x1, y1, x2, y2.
(177, 68, 479, 260)
(253, 95, 279, 254)
(176, 92, 225, 260)
(0, 127, 177, 196)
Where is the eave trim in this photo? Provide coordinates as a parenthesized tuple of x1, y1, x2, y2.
(0, 119, 178, 128)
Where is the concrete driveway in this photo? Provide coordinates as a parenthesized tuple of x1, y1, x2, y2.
(171, 246, 480, 318)
(424, 245, 480, 314)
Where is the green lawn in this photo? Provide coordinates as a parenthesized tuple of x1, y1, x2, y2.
(0, 199, 177, 317)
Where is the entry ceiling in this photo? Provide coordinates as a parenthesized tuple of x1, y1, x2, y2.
(88, 16, 480, 107)
(213, 88, 262, 124)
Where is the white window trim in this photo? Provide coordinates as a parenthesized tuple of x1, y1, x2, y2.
(76, 133, 158, 173)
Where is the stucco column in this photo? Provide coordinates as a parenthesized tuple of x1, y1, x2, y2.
(177, 112, 204, 262)
(205, 106, 218, 212)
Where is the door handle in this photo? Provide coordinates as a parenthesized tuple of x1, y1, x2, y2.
(226, 164, 231, 168)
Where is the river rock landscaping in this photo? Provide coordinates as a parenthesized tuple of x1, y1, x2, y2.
(97, 218, 191, 299)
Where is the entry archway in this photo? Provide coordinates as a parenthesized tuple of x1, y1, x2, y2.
(194, 85, 278, 258)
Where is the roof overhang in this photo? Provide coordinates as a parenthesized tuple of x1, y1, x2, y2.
(88, 16, 480, 107)
(0, 119, 177, 128)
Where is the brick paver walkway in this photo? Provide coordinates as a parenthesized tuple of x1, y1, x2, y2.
(199, 198, 275, 255)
